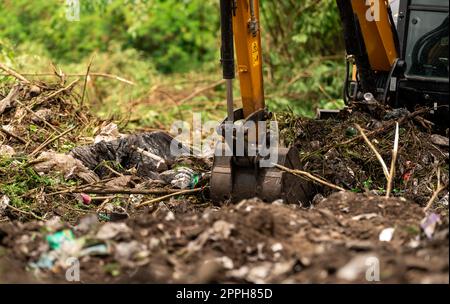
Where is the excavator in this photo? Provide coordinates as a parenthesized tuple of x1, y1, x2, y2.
(210, 0, 449, 204)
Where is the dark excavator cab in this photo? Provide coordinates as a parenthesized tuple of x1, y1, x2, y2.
(396, 0, 449, 127)
(338, 0, 449, 128)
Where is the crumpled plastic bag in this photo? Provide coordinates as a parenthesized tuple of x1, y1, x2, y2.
(94, 122, 124, 144)
(33, 151, 100, 184)
(160, 167, 199, 189)
(70, 131, 189, 179)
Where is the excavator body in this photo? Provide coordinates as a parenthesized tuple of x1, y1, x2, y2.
(211, 0, 449, 205)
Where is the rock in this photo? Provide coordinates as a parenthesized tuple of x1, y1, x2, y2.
(29, 85, 42, 97)
(430, 134, 449, 147)
(31, 109, 53, 123)
(0, 145, 15, 157)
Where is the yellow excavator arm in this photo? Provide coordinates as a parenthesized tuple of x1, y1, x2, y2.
(350, 0, 399, 71)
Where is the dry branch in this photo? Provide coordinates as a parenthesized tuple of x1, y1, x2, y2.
(0, 126, 27, 144)
(424, 184, 448, 212)
(15, 99, 61, 134)
(355, 124, 389, 180)
(30, 125, 77, 157)
(386, 122, 399, 198)
(137, 188, 203, 208)
(274, 164, 346, 191)
(0, 62, 30, 84)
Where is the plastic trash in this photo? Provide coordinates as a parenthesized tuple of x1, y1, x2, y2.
(379, 227, 395, 242)
(96, 222, 132, 240)
(94, 123, 123, 144)
(160, 167, 199, 189)
(70, 131, 189, 179)
(46, 230, 76, 250)
(34, 152, 100, 184)
(0, 195, 10, 216)
(80, 244, 110, 257)
(337, 254, 375, 281)
(77, 193, 92, 205)
(421, 213, 441, 239)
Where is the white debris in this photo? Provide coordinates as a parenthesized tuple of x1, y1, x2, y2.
(186, 220, 235, 253)
(0, 195, 10, 216)
(215, 256, 234, 270)
(420, 213, 441, 239)
(352, 213, 378, 221)
(94, 123, 122, 144)
(160, 167, 196, 189)
(430, 134, 449, 147)
(0, 145, 15, 157)
(96, 222, 132, 240)
(379, 228, 395, 242)
(34, 152, 99, 184)
(165, 211, 175, 221)
(271, 243, 283, 252)
(31, 109, 53, 123)
(337, 254, 375, 281)
(246, 263, 272, 284)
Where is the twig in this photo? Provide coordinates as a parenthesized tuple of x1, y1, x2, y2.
(38, 78, 79, 104)
(80, 54, 95, 108)
(6, 204, 43, 220)
(336, 108, 428, 148)
(137, 188, 203, 208)
(177, 79, 225, 104)
(100, 162, 123, 177)
(15, 99, 61, 134)
(386, 123, 400, 198)
(0, 72, 135, 85)
(274, 164, 346, 192)
(30, 125, 77, 157)
(355, 124, 389, 180)
(0, 126, 27, 144)
(72, 188, 183, 195)
(424, 184, 448, 212)
(0, 62, 30, 84)
(0, 85, 21, 115)
(131, 145, 167, 170)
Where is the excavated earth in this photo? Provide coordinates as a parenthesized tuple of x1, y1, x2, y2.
(0, 81, 449, 283)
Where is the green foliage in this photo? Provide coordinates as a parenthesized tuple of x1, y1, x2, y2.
(0, 0, 218, 73)
(0, 157, 56, 208)
(0, 0, 346, 122)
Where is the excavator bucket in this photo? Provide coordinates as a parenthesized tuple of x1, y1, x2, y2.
(211, 0, 314, 205)
(210, 146, 313, 204)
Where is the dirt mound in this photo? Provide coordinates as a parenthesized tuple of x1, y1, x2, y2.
(278, 108, 449, 206)
(0, 192, 447, 283)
